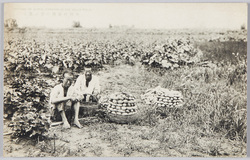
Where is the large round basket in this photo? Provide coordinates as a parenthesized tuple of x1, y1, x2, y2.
(106, 112, 138, 124)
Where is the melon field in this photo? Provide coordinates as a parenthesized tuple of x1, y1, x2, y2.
(3, 28, 247, 157)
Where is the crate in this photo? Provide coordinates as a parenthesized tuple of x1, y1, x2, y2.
(79, 102, 100, 117)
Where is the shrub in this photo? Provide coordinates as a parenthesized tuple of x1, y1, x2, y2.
(72, 21, 82, 28)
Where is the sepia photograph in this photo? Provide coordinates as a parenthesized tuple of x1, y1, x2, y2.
(3, 3, 247, 157)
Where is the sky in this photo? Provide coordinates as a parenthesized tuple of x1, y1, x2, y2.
(4, 3, 248, 29)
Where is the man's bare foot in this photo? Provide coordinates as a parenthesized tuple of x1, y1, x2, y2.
(63, 122, 71, 129)
(73, 120, 83, 128)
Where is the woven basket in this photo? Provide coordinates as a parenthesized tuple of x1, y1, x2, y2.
(106, 112, 138, 124)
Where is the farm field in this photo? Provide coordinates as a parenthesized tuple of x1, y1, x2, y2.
(3, 28, 247, 157)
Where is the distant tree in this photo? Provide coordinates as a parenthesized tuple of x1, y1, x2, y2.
(241, 24, 246, 30)
(4, 18, 18, 30)
(72, 21, 82, 28)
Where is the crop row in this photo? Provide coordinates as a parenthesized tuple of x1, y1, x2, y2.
(4, 35, 203, 76)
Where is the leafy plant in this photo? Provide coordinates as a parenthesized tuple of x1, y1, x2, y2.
(9, 103, 51, 138)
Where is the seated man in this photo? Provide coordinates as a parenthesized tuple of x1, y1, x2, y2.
(49, 70, 82, 129)
(74, 67, 101, 106)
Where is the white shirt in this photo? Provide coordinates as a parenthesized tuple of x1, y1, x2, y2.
(49, 84, 75, 102)
(74, 75, 100, 95)
(49, 84, 75, 109)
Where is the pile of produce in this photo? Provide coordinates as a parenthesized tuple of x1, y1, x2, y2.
(141, 86, 184, 108)
(100, 92, 138, 123)
(155, 90, 183, 108)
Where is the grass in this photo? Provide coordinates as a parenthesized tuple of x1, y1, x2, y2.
(86, 61, 246, 157)
(194, 41, 247, 65)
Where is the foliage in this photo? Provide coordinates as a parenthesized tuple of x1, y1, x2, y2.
(6, 78, 51, 138)
(4, 33, 203, 76)
(9, 103, 50, 137)
(141, 39, 203, 69)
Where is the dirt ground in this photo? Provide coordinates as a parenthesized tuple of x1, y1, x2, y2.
(3, 64, 246, 157)
(3, 119, 246, 157)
